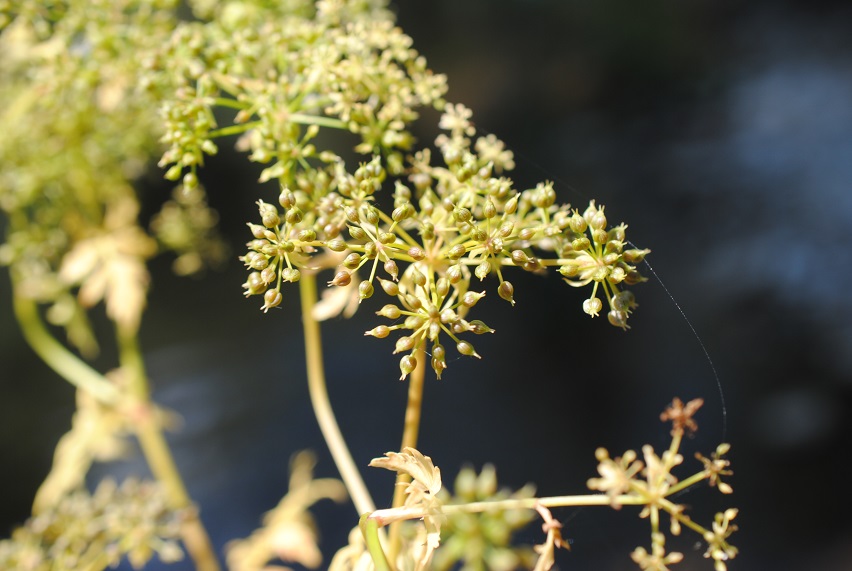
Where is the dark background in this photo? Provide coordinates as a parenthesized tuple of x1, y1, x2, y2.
(3, 0, 852, 569)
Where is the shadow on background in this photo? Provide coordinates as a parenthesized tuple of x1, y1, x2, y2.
(3, 0, 852, 570)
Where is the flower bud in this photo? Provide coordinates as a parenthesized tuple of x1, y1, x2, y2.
(471, 228, 488, 242)
(411, 267, 427, 287)
(504, 195, 519, 215)
(279, 189, 296, 209)
(569, 212, 587, 233)
(498, 220, 514, 238)
(446, 264, 463, 284)
(258, 200, 280, 228)
(345, 206, 360, 223)
(590, 209, 607, 230)
(592, 229, 607, 244)
(448, 244, 466, 260)
(518, 228, 535, 241)
(571, 236, 591, 251)
(623, 248, 650, 264)
(364, 242, 377, 259)
(462, 290, 485, 308)
(260, 267, 276, 284)
(611, 290, 636, 311)
(365, 207, 380, 226)
(297, 229, 316, 242)
(392, 203, 414, 222)
(498, 281, 515, 305)
(348, 226, 367, 241)
(379, 232, 396, 245)
(608, 309, 629, 329)
(511, 250, 529, 265)
(484, 199, 497, 219)
(281, 268, 301, 282)
(247, 223, 267, 239)
(285, 207, 302, 224)
(243, 272, 267, 295)
(408, 246, 426, 260)
(453, 207, 472, 223)
(435, 277, 450, 298)
(395, 336, 416, 354)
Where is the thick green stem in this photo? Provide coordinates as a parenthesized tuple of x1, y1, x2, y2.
(116, 326, 221, 571)
(12, 294, 119, 405)
(299, 273, 376, 516)
(387, 343, 426, 560)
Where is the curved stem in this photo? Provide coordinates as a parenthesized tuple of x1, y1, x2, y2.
(116, 325, 221, 571)
(387, 343, 427, 559)
(12, 294, 119, 405)
(299, 273, 377, 516)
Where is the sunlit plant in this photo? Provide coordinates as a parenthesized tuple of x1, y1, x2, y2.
(0, 1, 737, 570)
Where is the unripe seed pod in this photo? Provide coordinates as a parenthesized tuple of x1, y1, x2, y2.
(248, 223, 267, 239)
(475, 260, 490, 280)
(484, 199, 497, 219)
(395, 336, 416, 354)
(349, 226, 367, 241)
(428, 321, 441, 340)
(244, 272, 266, 295)
(365, 207, 379, 225)
(440, 308, 458, 323)
(408, 246, 426, 260)
(327, 238, 347, 252)
(379, 278, 399, 296)
(605, 240, 623, 254)
(285, 207, 302, 224)
(411, 268, 427, 287)
(469, 320, 494, 334)
(365, 325, 390, 338)
(570, 212, 587, 233)
(379, 232, 396, 244)
(404, 294, 421, 310)
(263, 288, 283, 310)
(592, 229, 608, 244)
(454, 207, 473, 224)
(452, 319, 470, 334)
(608, 266, 626, 284)
(448, 244, 466, 260)
(343, 253, 361, 269)
(612, 290, 635, 311)
(583, 202, 598, 223)
(330, 270, 351, 287)
(583, 297, 603, 316)
(446, 264, 463, 284)
(377, 304, 401, 319)
(462, 290, 485, 307)
(498, 281, 515, 305)
(358, 280, 374, 300)
(297, 229, 316, 242)
(471, 228, 488, 242)
(405, 315, 425, 330)
(511, 250, 529, 265)
(488, 237, 504, 254)
(504, 195, 519, 215)
(518, 228, 535, 241)
(624, 269, 646, 285)
(435, 277, 450, 298)
(279, 241, 295, 253)
(623, 248, 650, 264)
(345, 206, 360, 223)
(258, 201, 280, 228)
(362, 242, 377, 259)
(603, 253, 619, 265)
(608, 225, 626, 242)
(431, 356, 447, 378)
(260, 267, 276, 284)
(456, 340, 480, 358)
(608, 309, 629, 329)
(399, 354, 417, 380)
(572, 237, 591, 251)
(498, 221, 514, 238)
(421, 221, 435, 240)
(591, 210, 607, 230)
(432, 344, 446, 362)
(279, 189, 296, 209)
(392, 203, 414, 221)
(384, 259, 399, 280)
(281, 268, 301, 282)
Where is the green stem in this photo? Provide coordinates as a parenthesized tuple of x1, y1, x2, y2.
(12, 294, 119, 405)
(388, 343, 427, 560)
(116, 325, 221, 571)
(299, 273, 377, 516)
(360, 513, 395, 571)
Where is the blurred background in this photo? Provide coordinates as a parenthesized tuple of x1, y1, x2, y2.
(3, 0, 852, 569)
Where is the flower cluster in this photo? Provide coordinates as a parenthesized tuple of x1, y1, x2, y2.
(0, 479, 184, 571)
(232, 101, 650, 378)
(588, 398, 738, 570)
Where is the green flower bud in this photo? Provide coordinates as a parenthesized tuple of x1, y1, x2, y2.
(260, 267, 276, 284)
(498, 221, 515, 238)
(243, 272, 267, 295)
(348, 226, 367, 241)
(592, 229, 608, 244)
(590, 209, 607, 230)
(297, 229, 316, 242)
(504, 195, 519, 215)
(436, 277, 450, 299)
(279, 189, 296, 209)
(623, 248, 650, 264)
(453, 207, 472, 223)
(358, 280, 374, 300)
(518, 228, 536, 241)
(279, 241, 295, 253)
(363, 207, 379, 226)
(285, 207, 303, 225)
(392, 203, 414, 221)
(447, 264, 463, 284)
(571, 236, 591, 251)
(471, 228, 488, 242)
(379, 232, 396, 245)
(570, 212, 587, 233)
(364, 242, 378, 259)
(408, 246, 426, 260)
(345, 206, 360, 223)
(411, 268, 427, 287)
(365, 325, 390, 338)
(484, 199, 497, 219)
(377, 304, 401, 319)
(165, 165, 183, 181)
